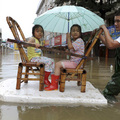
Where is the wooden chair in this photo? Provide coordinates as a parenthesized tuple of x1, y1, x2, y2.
(6, 16, 45, 91)
(59, 29, 103, 92)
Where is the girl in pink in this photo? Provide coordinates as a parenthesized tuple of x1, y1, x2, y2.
(45, 24, 85, 91)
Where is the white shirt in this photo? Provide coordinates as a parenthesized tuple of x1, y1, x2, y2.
(115, 36, 120, 43)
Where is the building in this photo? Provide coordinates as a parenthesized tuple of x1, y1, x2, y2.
(0, 28, 2, 46)
(36, 0, 63, 47)
(36, 0, 56, 16)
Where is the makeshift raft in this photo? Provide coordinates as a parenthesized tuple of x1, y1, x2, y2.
(0, 78, 107, 106)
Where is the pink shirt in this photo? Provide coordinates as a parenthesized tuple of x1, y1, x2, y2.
(70, 38, 85, 64)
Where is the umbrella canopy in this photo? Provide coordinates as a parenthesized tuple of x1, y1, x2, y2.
(33, 5, 104, 33)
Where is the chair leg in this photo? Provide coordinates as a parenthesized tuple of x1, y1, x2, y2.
(77, 73, 81, 86)
(16, 63, 23, 90)
(60, 73, 66, 92)
(24, 66, 29, 83)
(39, 65, 44, 91)
(81, 70, 87, 92)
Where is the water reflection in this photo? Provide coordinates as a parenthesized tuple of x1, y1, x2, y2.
(0, 103, 120, 120)
(0, 105, 19, 120)
(0, 48, 20, 81)
(0, 48, 2, 67)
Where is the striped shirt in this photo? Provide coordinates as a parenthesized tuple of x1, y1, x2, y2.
(70, 38, 85, 64)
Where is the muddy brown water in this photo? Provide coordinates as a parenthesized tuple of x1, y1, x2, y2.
(0, 48, 120, 120)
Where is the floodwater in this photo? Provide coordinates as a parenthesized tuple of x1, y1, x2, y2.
(0, 47, 120, 120)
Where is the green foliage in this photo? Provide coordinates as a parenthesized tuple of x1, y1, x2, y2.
(54, 0, 120, 19)
(55, 0, 69, 6)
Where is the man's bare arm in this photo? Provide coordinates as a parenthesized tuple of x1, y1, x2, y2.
(100, 25, 120, 49)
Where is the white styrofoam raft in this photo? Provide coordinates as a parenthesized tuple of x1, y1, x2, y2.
(0, 78, 107, 106)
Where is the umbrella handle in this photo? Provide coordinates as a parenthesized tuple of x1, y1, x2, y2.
(68, 12, 70, 33)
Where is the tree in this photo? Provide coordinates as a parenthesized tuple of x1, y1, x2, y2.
(55, 0, 120, 19)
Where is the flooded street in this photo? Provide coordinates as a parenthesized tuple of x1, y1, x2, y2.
(0, 47, 120, 120)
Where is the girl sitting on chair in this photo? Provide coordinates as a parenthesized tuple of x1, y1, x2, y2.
(45, 24, 85, 91)
(27, 25, 55, 87)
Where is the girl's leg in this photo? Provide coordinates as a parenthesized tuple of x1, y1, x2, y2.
(31, 56, 55, 72)
(45, 61, 62, 91)
(31, 57, 55, 86)
(45, 60, 78, 91)
(54, 61, 63, 76)
(53, 60, 77, 75)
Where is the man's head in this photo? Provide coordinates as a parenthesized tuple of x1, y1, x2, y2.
(114, 10, 120, 31)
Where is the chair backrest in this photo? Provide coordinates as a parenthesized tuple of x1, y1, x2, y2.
(6, 16, 29, 63)
(84, 31, 96, 51)
(71, 29, 102, 78)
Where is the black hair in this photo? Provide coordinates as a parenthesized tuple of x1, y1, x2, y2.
(32, 24, 44, 37)
(70, 24, 82, 38)
(115, 9, 120, 16)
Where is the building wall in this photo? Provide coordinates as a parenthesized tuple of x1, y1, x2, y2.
(36, 0, 58, 46)
(36, 0, 56, 16)
(0, 28, 2, 46)
(96, 0, 117, 3)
